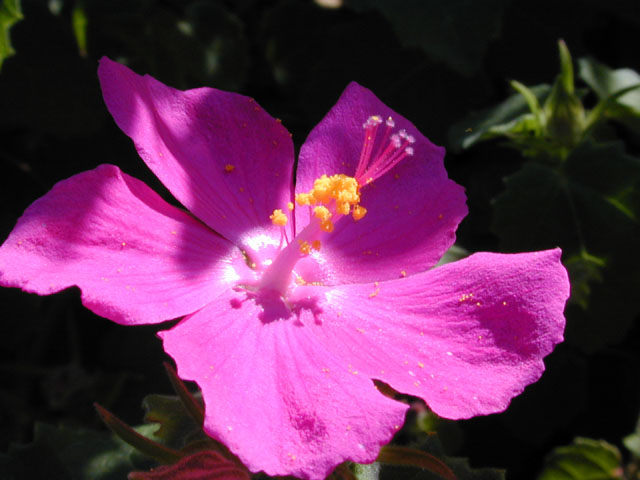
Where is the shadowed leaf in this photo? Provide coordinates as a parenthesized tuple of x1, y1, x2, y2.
(537, 438, 623, 480)
(0, 0, 22, 70)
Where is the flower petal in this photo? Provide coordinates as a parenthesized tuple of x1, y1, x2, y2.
(295, 82, 467, 284)
(98, 57, 294, 253)
(304, 249, 569, 419)
(0, 165, 249, 325)
(159, 291, 409, 480)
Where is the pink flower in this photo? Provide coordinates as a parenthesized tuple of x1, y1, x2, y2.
(0, 58, 569, 480)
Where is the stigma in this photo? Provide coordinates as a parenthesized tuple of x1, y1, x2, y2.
(354, 115, 416, 185)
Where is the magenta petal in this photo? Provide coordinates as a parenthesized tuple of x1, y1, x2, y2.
(0, 165, 249, 325)
(98, 57, 295, 250)
(309, 249, 569, 419)
(159, 292, 409, 480)
(295, 82, 467, 284)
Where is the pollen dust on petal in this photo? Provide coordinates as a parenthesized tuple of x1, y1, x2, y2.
(368, 281, 380, 298)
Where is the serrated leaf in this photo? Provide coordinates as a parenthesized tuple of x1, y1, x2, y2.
(344, 0, 508, 76)
(448, 84, 550, 151)
(0, 0, 23, 70)
(492, 141, 640, 352)
(537, 438, 623, 480)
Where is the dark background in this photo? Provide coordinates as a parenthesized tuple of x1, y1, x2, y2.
(1, 1, 639, 478)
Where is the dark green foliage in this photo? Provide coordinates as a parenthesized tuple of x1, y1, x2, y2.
(0, 0, 22, 70)
(537, 438, 623, 480)
(0, 423, 156, 480)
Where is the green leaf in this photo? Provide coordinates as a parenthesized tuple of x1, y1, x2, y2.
(436, 244, 469, 267)
(0, 0, 23, 70)
(541, 41, 586, 151)
(95, 403, 183, 464)
(563, 251, 605, 310)
(510, 80, 544, 121)
(163, 362, 204, 427)
(344, 0, 508, 76)
(492, 141, 640, 351)
(537, 438, 623, 480)
(353, 462, 381, 480)
(623, 413, 640, 458)
(142, 394, 203, 450)
(0, 422, 155, 480)
(377, 445, 456, 480)
(376, 434, 505, 480)
(578, 57, 640, 135)
(624, 433, 640, 458)
(448, 84, 551, 151)
(557, 40, 574, 95)
(578, 57, 640, 114)
(71, 2, 88, 57)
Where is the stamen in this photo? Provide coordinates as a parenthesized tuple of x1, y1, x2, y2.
(313, 206, 334, 232)
(354, 114, 417, 186)
(262, 170, 370, 294)
(299, 240, 311, 255)
(270, 209, 288, 226)
(352, 205, 367, 221)
(296, 193, 314, 206)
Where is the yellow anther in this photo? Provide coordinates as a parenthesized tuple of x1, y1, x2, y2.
(269, 209, 288, 226)
(299, 240, 311, 255)
(224, 164, 235, 172)
(297, 174, 362, 215)
(313, 206, 332, 221)
(294, 174, 367, 233)
(320, 220, 334, 232)
(295, 193, 313, 206)
(352, 205, 367, 221)
(287, 201, 294, 211)
(336, 201, 350, 215)
(312, 240, 321, 251)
